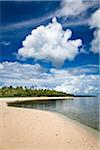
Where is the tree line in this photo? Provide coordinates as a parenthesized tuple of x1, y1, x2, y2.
(0, 86, 73, 97)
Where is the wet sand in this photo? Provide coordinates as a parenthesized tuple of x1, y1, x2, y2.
(0, 98, 99, 150)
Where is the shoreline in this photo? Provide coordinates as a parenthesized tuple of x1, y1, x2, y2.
(0, 96, 74, 103)
(56, 111, 98, 135)
(0, 95, 97, 100)
(0, 98, 99, 150)
(5, 96, 99, 132)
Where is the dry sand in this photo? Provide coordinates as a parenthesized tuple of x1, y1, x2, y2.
(0, 98, 99, 150)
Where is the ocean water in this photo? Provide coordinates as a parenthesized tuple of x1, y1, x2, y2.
(8, 97, 99, 130)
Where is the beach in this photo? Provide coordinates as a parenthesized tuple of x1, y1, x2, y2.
(0, 98, 99, 150)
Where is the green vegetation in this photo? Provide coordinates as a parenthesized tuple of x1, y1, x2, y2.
(0, 86, 73, 97)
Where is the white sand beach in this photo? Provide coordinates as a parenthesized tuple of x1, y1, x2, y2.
(0, 96, 74, 102)
(0, 98, 99, 150)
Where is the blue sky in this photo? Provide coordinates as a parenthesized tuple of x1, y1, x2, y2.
(0, 0, 99, 95)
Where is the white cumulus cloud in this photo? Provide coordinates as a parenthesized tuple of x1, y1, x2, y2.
(54, 75, 99, 95)
(18, 17, 82, 67)
(89, 9, 100, 53)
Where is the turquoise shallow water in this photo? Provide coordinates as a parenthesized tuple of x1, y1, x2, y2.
(8, 97, 99, 130)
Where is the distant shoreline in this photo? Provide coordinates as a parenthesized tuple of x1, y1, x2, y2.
(74, 95, 97, 97)
(0, 96, 74, 103)
(0, 95, 97, 103)
(0, 87, 97, 98)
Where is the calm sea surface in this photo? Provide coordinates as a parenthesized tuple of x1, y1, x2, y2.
(9, 97, 99, 130)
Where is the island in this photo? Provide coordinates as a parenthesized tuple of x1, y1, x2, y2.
(0, 86, 74, 97)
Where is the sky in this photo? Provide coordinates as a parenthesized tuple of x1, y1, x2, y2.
(0, 0, 100, 95)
